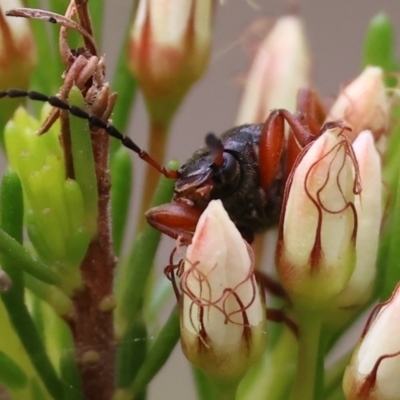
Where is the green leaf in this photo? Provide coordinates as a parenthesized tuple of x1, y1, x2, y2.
(68, 86, 99, 235)
(116, 160, 178, 337)
(0, 171, 63, 399)
(129, 306, 180, 396)
(380, 169, 400, 300)
(110, 1, 138, 156)
(111, 147, 133, 256)
(0, 227, 62, 286)
(0, 349, 28, 390)
(60, 349, 83, 400)
(0, 171, 23, 244)
(28, 0, 60, 95)
(88, 0, 104, 46)
(116, 317, 147, 389)
(362, 13, 394, 70)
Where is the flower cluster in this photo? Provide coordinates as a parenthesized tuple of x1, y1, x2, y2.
(169, 14, 391, 400)
(0, 2, 398, 400)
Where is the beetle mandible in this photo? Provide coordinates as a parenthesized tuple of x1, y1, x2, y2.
(0, 88, 333, 243)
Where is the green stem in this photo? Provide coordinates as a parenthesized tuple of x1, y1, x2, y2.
(193, 367, 214, 400)
(237, 326, 297, 400)
(290, 310, 323, 400)
(211, 379, 240, 400)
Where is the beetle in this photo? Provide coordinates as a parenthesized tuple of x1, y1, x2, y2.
(0, 88, 329, 243)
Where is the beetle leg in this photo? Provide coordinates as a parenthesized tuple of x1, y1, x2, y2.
(286, 89, 328, 175)
(296, 87, 327, 133)
(259, 108, 316, 190)
(145, 202, 203, 243)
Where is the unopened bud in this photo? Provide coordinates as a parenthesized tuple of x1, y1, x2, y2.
(334, 131, 382, 311)
(236, 15, 310, 124)
(180, 200, 266, 380)
(326, 67, 389, 146)
(129, 0, 213, 125)
(276, 125, 358, 311)
(343, 283, 400, 400)
(0, 0, 36, 129)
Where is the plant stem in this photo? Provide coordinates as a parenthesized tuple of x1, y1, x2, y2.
(212, 379, 240, 400)
(137, 121, 170, 230)
(238, 326, 298, 400)
(69, 126, 116, 400)
(289, 310, 323, 400)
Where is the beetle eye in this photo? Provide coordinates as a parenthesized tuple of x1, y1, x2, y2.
(215, 152, 239, 185)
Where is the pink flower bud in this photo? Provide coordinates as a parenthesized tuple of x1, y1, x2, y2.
(276, 125, 359, 310)
(236, 15, 310, 124)
(180, 200, 266, 380)
(335, 131, 382, 310)
(343, 284, 400, 400)
(129, 0, 213, 124)
(0, 0, 36, 125)
(326, 67, 389, 145)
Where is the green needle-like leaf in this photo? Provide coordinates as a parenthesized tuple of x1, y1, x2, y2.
(0, 227, 62, 286)
(116, 317, 147, 389)
(381, 171, 400, 300)
(110, 1, 138, 156)
(60, 349, 83, 400)
(28, 0, 60, 95)
(111, 147, 133, 256)
(0, 349, 28, 390)
(362, 13, 398, 86)
(89, 0, 104, 46)
(129, 306, 180, 396)
(68, 86, 98, 234)
(116, 160, 178, 337)
(0, 171, 63, 400)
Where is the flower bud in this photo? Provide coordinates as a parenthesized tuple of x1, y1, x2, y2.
(334, 131, 382, 311)
(343, 283, 400, 400)
(236, 15, 310, 124)
(180, 200, 266, 380)
(276, 126, 358, 311)
(129, 0, 213, 125)
(0, 0, 36, 128)
(326, 67, 389, 145)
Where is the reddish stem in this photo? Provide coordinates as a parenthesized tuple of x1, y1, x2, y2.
(137, 121, 170, 230)
(68, 127, 116, 400)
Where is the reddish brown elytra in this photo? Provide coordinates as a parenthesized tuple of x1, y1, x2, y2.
(0, 88, 332, 244)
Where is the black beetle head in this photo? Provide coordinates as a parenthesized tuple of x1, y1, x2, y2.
(174, 133, 241, 207)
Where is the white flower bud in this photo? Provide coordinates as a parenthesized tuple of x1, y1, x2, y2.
(335, 131, 382, 310)
(343, 284, 400, 400)
(326, 67, 389, 146)
(180, 200, 266, 379)
(236, 15, 310, 124)
(276, 126, 358, 310)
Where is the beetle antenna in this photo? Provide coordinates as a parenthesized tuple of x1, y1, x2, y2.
(205, 132, 224, 167)
(0, 89, 178, 179)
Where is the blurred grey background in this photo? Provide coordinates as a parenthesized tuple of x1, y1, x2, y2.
(4, 1, 400, 399)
